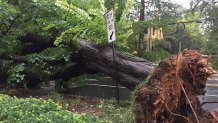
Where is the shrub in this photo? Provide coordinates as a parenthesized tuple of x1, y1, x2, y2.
(142, 50, 171, 63)
(0, 94, 111, 123)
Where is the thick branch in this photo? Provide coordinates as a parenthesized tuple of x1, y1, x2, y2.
(17, 33, 54, 55)
(53, 63, 98, 81)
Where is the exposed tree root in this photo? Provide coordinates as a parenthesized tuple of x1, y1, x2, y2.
(134, 50, 216, 123)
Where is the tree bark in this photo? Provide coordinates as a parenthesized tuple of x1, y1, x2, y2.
(72, 40, 153, 90)
(138, 0, 145, 56)
(53, 63, 98, 81)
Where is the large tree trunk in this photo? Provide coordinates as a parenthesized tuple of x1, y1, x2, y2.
(12, 33, 153, 90)
(70, 40, 153, 90)
(134, 50, 217, 123)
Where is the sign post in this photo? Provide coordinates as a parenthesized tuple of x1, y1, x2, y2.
(105, 9, 120, 103)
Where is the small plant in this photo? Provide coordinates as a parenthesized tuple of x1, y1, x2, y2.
(72, 96, 81, 107)
(97, 99, 134, 123)
(47, 91, 64, 103)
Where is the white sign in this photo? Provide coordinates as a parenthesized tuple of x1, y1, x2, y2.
(105, 9, 116, 43)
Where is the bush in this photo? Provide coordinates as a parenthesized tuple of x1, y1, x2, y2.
(0, 94, 111, 123)
(142, 50, 171, 63)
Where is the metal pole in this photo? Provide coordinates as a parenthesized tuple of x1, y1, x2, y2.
(179, 42, 182, 52)
(112, 42, 120, 103)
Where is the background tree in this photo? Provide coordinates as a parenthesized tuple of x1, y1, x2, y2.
(190, 0, 218, 54)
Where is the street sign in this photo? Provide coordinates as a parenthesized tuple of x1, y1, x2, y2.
(105, 9, 116, 43)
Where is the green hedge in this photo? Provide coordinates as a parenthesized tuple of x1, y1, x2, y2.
(0, 94, 111, 123)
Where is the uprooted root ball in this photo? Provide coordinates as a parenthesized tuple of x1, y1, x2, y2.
(134, 50, 216, 123)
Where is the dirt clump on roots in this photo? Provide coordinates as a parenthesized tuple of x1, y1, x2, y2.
(134, 50, 217, 123)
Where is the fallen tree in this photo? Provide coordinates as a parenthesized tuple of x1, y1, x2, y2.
(134, 50, 217, 123)
(1, 33, 153, 90)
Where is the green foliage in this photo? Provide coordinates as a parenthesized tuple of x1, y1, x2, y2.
(210, 55, 218, 69)
(203, 39, 218, 54)
(47, 92, 64, 104)
(160, 2, 184, 24)
(142, 50, 171, 63)
(53, 0, 134, 51)
(28, 54, 53, 76)
(53, 0, 108, 46)
(104, 0, 128, 22)
(0, 94, 111, 123)
(5, 62, 25, 85)
(191, 1, 218, 54)
(97, 99, 134, 123)
(54, 28, 80, 50)
(71, 96, 81, 107)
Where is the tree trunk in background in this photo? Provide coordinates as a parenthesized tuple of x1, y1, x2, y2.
(138, 0, 145, 57)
